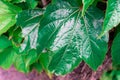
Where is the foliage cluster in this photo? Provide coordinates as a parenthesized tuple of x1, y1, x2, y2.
(0, 0, 120, 76)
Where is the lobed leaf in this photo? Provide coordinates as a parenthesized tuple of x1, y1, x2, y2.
(38, 0, 108, 75)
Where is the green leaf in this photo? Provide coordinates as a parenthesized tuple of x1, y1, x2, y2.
(52, 0, 57, 4)
(114, 24, 120, 37)
(4, 0, 25, 3)
(12, 0, 25, 3)
(82, 0, 94, 16)
(39, 52, 53, 72)
(9, 27, 23, 46)
(0, 47, 16, 69)
(116, 25, 120, 34)
(3, 0, 12, 2)
(16, 9, 44, 54)
(100, 0, 120, 37)
(0, 36, 11, 49)
(112, 32, 120, 65)
(14, 55, 28, 73)
(0, 0, 21, 35)
(14, 49, 38, 73)
(0, 36, 15, 69)
(15, 2, 29, 10)
(25, 49, 38, 67)
(48, 47, 82, 75)
(26, 0, 38, 9)
(38, 0, 108, 75)
(39, 52, 53, 77)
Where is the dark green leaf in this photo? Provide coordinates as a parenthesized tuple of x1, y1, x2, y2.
(15, 2, 29, 10)
(114, 24, 120, 37)
(0, 36, 11, 49)
(48, 47, 82, 75)
(38, 0, 108, 75)
(0, 0, 21, 35)
(100, 0, 120, 37)
(52, 0, 57, 4)
(112, 32, 120, 65)
(26, 0, 38, 9)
